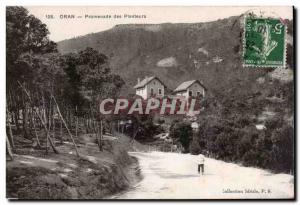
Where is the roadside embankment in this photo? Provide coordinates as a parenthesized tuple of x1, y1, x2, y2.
(7, 133, 142, 199)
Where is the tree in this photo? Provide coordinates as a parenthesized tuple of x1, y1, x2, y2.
(271, 125, 294, 172)
(7, 6, 57, 85)
(77, 47, 124, 100)
(6, 7, 126, 157)
(170, 122, 193, 153)
(61, 47, 125, 110)
(6, 7, 64, 155)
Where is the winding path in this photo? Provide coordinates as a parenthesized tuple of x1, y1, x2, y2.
(113, 152, 294, 199)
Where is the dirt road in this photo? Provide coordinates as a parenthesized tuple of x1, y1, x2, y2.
(113, 151, 294, 199)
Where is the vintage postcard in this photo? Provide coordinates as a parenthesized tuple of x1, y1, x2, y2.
(6, 6, 294, 200)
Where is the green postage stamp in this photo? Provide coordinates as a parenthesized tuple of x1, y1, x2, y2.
(243, 17, 286, 67)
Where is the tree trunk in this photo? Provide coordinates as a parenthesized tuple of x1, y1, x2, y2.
(60, 118, 63, 144)
(6, 135, 13, 161)
(52, 95, 80, 157)
(94, 120, 100, 148)
(75, 106, 78, 138)
(99, 120, 103, 151)
(32, 112, 42, 148)
(18, 81, 59, 154)
(53, 110, 55, 143)
(117, 120, 120, 133)
(111, 121, 114, 138)
(6, 110, 15, 149)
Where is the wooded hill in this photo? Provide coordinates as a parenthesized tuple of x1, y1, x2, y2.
(57, 17, 293, 96)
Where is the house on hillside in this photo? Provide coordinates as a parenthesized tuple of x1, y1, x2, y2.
(173, 80, 206, 100)
(134, 76, 166, 99)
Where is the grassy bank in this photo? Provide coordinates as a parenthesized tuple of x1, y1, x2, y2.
(7, 133, 142, 199)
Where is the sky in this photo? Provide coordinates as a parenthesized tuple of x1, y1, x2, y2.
(26, 6, 293, 42)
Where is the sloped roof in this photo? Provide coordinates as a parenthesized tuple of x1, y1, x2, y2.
(134, 76, 166, 89)
(174, 80, 205, 92)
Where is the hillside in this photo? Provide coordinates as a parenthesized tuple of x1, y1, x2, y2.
(57, 16, 293, 97)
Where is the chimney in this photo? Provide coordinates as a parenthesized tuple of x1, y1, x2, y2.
(137, 78, 140, 84)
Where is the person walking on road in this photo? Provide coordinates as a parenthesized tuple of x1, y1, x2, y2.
(198, 155, 205, 175)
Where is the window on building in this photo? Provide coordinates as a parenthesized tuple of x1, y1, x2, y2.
(188, 90, 193, 96)
(198, 91, 204, 98)
(158, 88, 162, 95)
(150, 88, 154, 96)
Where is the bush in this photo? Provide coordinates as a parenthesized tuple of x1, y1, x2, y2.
(190, 138, 201, 155)
(170, 122, 193, 153)
(125, 115, 163, 141)
(270, 125, 294, 172)
(192, 113, 293, 173)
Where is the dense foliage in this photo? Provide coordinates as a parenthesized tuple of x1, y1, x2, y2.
(169, 121, 193, 153)
(190, 78, 294, 173)
(6, 7, 124, 154)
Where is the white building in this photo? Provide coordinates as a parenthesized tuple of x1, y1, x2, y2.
(173, 80, 205, 100)
(134, 76, 166, 99)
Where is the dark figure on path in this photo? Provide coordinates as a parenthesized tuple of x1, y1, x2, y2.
(198, 155, 205, 175)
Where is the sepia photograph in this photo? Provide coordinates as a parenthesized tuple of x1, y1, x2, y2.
(5, 5, 295, 200)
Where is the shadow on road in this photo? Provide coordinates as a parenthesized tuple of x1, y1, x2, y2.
(159, 173, 200, 179)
